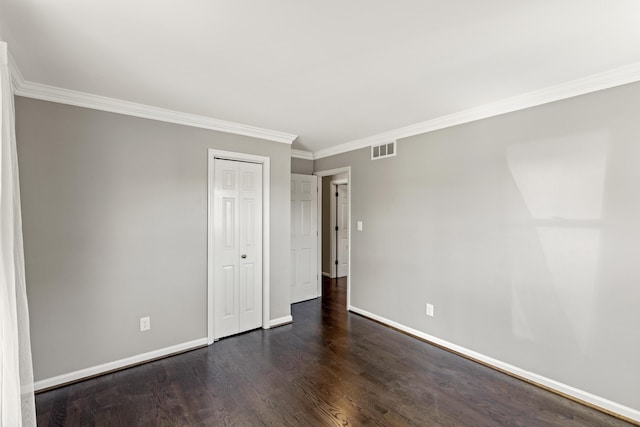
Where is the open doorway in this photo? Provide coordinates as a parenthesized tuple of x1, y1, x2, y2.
(314, 167, 351, 309)
(329, 178, 348, 278)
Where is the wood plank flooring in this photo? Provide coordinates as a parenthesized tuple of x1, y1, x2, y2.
(36, 277, 634, 426)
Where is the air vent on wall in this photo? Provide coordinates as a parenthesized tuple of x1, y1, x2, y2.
(371, 141, 397, 160)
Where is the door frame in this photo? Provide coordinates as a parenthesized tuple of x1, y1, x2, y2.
(314, 167, 351, 309)
(207, 149, 271, 345)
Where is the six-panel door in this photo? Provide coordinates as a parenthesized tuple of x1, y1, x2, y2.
(214, 158, 263, 339)
(291, 174, 318, 303)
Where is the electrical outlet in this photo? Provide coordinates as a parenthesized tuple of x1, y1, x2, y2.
(426, 303, 434, 317)
(140, 316, 151, 331)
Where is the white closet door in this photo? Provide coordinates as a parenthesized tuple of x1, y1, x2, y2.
(214, 159, 262, 339)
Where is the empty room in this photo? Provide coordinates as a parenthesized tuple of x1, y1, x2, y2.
(1, 1, 639, 426)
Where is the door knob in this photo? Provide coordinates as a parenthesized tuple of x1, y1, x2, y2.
(241, 254, 247, 259)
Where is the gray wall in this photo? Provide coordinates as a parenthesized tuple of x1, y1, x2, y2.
(290, 157, 313, 174)
(314, 82, 640, 410)
(15, 97, 291, 381)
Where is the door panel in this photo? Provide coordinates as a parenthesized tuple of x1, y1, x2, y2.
(222, 170, 235, 189)
(242, 263, 255, 311)
(302, 200, 312, 235)
(291, 174, 318, 303)
(223, 266, 235, 318)
(222, 198, 235, 248)
(302, 248, 312, 283)
(214, 158, 262, 339)
(243, 199, 255, 247)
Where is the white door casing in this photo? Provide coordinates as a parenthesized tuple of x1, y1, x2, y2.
(291, 174, 318, 303)
(330, 183, 349, 278)
(208, 149, 271, 345)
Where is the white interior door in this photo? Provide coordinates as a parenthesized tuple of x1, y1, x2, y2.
(331, 183, 349, 278)
(291, 174, 318, 303)
(214, 158, 263, 339)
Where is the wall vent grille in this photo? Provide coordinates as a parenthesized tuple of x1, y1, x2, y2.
(371, 141, 397, 160)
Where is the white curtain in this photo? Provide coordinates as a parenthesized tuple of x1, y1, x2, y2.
(0, 41, 36, 427)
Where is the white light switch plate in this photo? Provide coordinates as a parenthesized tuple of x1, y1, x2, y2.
(140, 316, 151, 331)
(357, 221, 363, 231)
(426, 304, 434, 317)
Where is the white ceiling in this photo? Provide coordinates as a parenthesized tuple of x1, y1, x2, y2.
(2, 1, 640, 155)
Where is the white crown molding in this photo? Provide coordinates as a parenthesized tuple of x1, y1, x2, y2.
(291, 149, 314, 160)
(314, 61, 640, 159)
(11, 50, 640, 155)
(349, 305, 640, 424)
(10, 59, 297, 145)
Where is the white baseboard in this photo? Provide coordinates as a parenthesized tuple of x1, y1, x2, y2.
(35, 315, 293, 391)
(348, 305, 640, 424)
(268, 315, 293, 328)
(34, 338, 208, 391)
(321, 272, 331, 278)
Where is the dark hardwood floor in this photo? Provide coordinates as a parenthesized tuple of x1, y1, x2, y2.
(36, 277, 633, 426)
